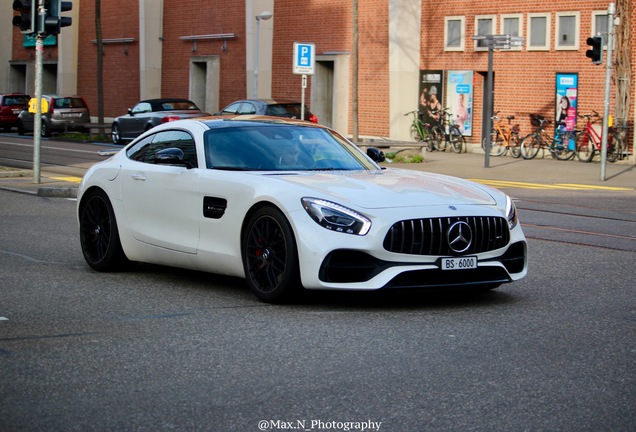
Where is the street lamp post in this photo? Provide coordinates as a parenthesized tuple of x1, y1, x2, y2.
(253, 11, 273, 98)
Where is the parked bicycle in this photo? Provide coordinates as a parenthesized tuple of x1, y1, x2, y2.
(575, 111, 624, 163)
(481, 112, 521, 158)
(405, 110, 441, 151)
(431, 107, 465, 153)
(520, 115, 576, 161)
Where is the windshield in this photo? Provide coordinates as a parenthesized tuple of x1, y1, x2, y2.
(204, 124, 378, 171)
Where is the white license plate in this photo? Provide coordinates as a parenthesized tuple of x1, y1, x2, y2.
(441, 256, 477, 270)
(63, 113, 82, 118)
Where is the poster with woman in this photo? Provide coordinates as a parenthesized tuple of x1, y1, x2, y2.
(445, 71, 474, 136)
(555, 73, 578, 132)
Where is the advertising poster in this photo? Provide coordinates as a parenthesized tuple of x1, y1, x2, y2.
(418, 70, 444, 125)
(445, 70, 474, 136)
(555, 72, 578, 131)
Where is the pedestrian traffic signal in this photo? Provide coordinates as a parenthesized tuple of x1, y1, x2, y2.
(43, 0, 73, 35)
(12, 0, 37, 35)
(586, 36, 603, 65)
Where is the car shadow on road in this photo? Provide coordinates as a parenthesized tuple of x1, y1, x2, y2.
(129, 263, 519, 311)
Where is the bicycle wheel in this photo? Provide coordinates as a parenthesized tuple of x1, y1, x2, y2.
(423, 126, 436, 151)
(553, 130, 576, 161)
(431, 125, 444, 151)
(607, 134, 622, 163)
(509, 133, 522, 158)
(575, 132, 595, 162)
(483, 131, 507, 157)
(520, 134, 541, 160)
(410, 124, 421, 141)
(449, 125, 465, 153)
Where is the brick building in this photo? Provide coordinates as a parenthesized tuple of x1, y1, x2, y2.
(2, 0, 633, 156)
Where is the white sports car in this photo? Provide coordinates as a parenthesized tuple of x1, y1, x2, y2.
(78, 116, 527, 302)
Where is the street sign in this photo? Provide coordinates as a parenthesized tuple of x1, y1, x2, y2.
(293, 42, 315, 75)
(494, 43, 511, 50)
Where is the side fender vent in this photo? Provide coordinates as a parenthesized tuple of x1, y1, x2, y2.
(203, 197, 228, 219)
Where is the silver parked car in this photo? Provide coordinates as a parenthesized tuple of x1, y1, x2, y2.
(111, 98, 210, 144)
(17, 95, 91, 137)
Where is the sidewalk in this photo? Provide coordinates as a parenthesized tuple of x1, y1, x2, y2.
(398, 149, 636, 189)
(0, 167, 80, 197)
(0, 148, 634, 197)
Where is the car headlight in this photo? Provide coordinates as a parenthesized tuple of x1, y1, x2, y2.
(301, 198, 371, 235)
(506, 195, 518, 229)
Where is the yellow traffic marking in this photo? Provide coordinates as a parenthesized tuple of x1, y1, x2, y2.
(469, 179, 633, 191)
(50, 176, 83, 183)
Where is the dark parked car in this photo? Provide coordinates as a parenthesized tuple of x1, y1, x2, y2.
(17, 95, 91, 137)
(111, 98, 210, 144)
(0, 93, 30, 132)
(215, 99, 318, 123)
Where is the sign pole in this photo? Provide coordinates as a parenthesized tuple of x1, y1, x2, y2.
(33, 34, 44, 184)
(484, 39, 494, 168)
(600, 3, 615, 182)
(292, 42, 315, 121)
(301, 75, 307, 120)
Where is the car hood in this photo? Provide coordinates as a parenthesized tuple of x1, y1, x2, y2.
(266, 169, 497, 209)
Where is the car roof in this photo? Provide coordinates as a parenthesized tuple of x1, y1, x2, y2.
(192, 115, 323, 129)
(140, 98, 195, 104)
(229, 99, 303, 105)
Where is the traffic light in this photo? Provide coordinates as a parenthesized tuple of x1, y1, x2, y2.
(12, 0, 37, 35)
(43, 0, 73, 35)
(586, 36, 604, 65)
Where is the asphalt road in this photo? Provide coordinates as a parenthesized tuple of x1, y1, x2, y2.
(1, 183, 635, 431)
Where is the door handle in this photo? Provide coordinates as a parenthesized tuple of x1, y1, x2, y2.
(131, 173, 146, 181)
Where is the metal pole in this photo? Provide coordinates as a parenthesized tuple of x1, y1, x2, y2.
(33, 34, 44, 184)
(301, 74, 306, 120)
(253, 17, 260, 98)
(600, 3, 615, 181)
(484, 39, 494, 168)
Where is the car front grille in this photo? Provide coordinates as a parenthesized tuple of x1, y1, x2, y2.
(383, 216, 510, 256)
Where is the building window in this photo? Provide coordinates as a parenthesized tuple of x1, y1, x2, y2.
(555, 12, 580, 50)
(501, 14, 523, 51)
(445, 16, 465, 51)
(474, 15, 496, 51)
(527, 13, 551, 51)
(592, 11, 609, 46)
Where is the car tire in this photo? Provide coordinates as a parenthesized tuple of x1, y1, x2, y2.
(242, 206, 301, 303)
(79, 189, 132, 272)
(41, 120, 51, 137)
(111, 123, 122, 144)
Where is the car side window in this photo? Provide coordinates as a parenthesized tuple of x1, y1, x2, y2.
(238, 103, 256, 115)
(221, 102, 241, 115)
(127, 130, 198, 168)
(132, 102, 151, 114)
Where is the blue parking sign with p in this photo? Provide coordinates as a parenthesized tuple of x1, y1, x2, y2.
(293, 42, 315, 75)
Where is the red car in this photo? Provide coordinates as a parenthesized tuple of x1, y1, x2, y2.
(0, 93, 30, 132)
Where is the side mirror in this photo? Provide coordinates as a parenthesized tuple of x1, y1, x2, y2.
(154, 147, 192, 168)
(128, 108, 133, 115)
(366, 147, 385, 163)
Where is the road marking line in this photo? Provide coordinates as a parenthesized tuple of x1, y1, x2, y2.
(50, 176, 82, 183)
(469, 179, 633, 191)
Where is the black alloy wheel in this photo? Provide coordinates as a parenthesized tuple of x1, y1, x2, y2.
(79, 190, 131, 271)
(243, 206, 301, 302)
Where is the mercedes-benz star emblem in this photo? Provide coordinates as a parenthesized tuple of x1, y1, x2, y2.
(447, 221, 472, 253)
